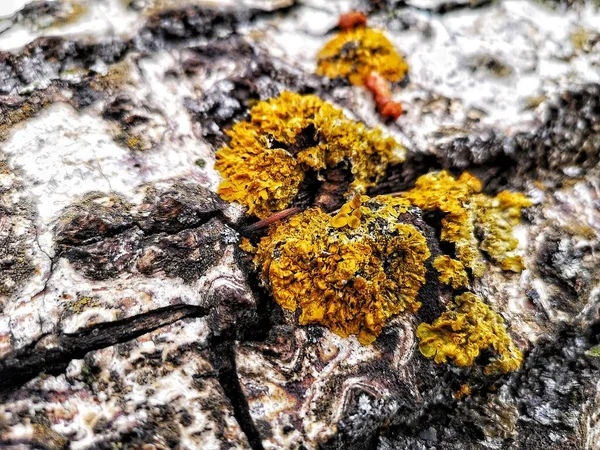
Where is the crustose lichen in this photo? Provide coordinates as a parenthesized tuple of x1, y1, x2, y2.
(215, 91, 404, 219)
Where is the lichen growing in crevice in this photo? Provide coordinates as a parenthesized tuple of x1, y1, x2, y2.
(215, 91, 404, 219)
(432, 255, 469, 289)
(251, 195, 430, 344)
(416, 292, 523, 374)
(222, 93, 529, 369)
(402, 170, 531, 276)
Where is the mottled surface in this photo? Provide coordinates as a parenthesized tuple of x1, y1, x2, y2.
(0, 0, 599, 449)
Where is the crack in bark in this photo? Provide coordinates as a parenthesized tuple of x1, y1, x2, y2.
(0, 304, 209, 395)
(209, 341, 265, 450)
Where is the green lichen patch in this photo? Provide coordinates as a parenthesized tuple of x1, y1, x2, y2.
(0, 155, 36, 303)
(0, 98, 51, 141)
(67, 296, 102, 314)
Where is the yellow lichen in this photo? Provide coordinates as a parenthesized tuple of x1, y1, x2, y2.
(240, 237, 257, 253)
(433, 255, 469, 289)
(416, 293, 523, 374)
(215, 91, 404, 219)
(402, 171, 531, 277)
(69, 296, 101, 314)
(253, 195, 430, 344)
(316, 27, 409, 86)
(473, 191, 533, 272)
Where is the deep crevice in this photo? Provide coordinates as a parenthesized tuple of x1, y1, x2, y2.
(0, 304, 209, 396)
(209, 341, 266, 450)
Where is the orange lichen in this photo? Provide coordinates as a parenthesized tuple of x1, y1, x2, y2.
(316, 27, 408, 86)
(402, 171, 531, 277)
(433, 255, 469, 289)
(253, 195, 430, 344)
(416, 293, 523, 374)
(215, 91, 404, 219)
(453, 383, 472, 399)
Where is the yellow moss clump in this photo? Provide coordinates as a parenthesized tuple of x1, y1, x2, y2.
(403, 171, 531, 277)
(215, 91, 404, 219)
(433, 255, 469, 289)
(316, 27, 409, 86)
(416, 293, 523, 374)
(253, 195, 430, 344)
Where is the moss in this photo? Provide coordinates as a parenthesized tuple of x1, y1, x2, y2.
(215, 91, 404, 219)
(316, 27, 408, 86)
(402, 170, 531, 276)
(416, 292, 523, 374)
(253, 195, 430, 344)
(433, 255, 469, 289)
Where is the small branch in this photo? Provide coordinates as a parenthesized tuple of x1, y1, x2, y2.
(241, 207, 301, 234)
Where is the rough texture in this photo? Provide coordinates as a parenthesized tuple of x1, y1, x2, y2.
(252, 195, 431, 344)
(0, 1, 599, 449)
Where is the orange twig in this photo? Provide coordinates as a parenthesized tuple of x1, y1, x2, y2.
(365, 71, 403, 121)
(242, 207, 302, 234)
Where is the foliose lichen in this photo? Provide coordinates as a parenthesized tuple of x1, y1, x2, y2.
(252, 194, 430, 344)
(316, 27, 408, 86)
(416, 292, 523, 374)
(215, 91, 403, 219)
(221, 93, 529, 368)
(402, 170, 532, 276)
(432, 255, 469, 289)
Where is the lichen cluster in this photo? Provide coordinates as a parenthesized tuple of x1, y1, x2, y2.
(432, 255, 469, 289)
(220, 91, 528, 373)
(215, 91, 403, 219)
(316, 27, 408, 86)
(402, 170, 532, 278)
(416, 293, 524, 374)
(253, 195, 430, 344)
(242, 168, 528, 370)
